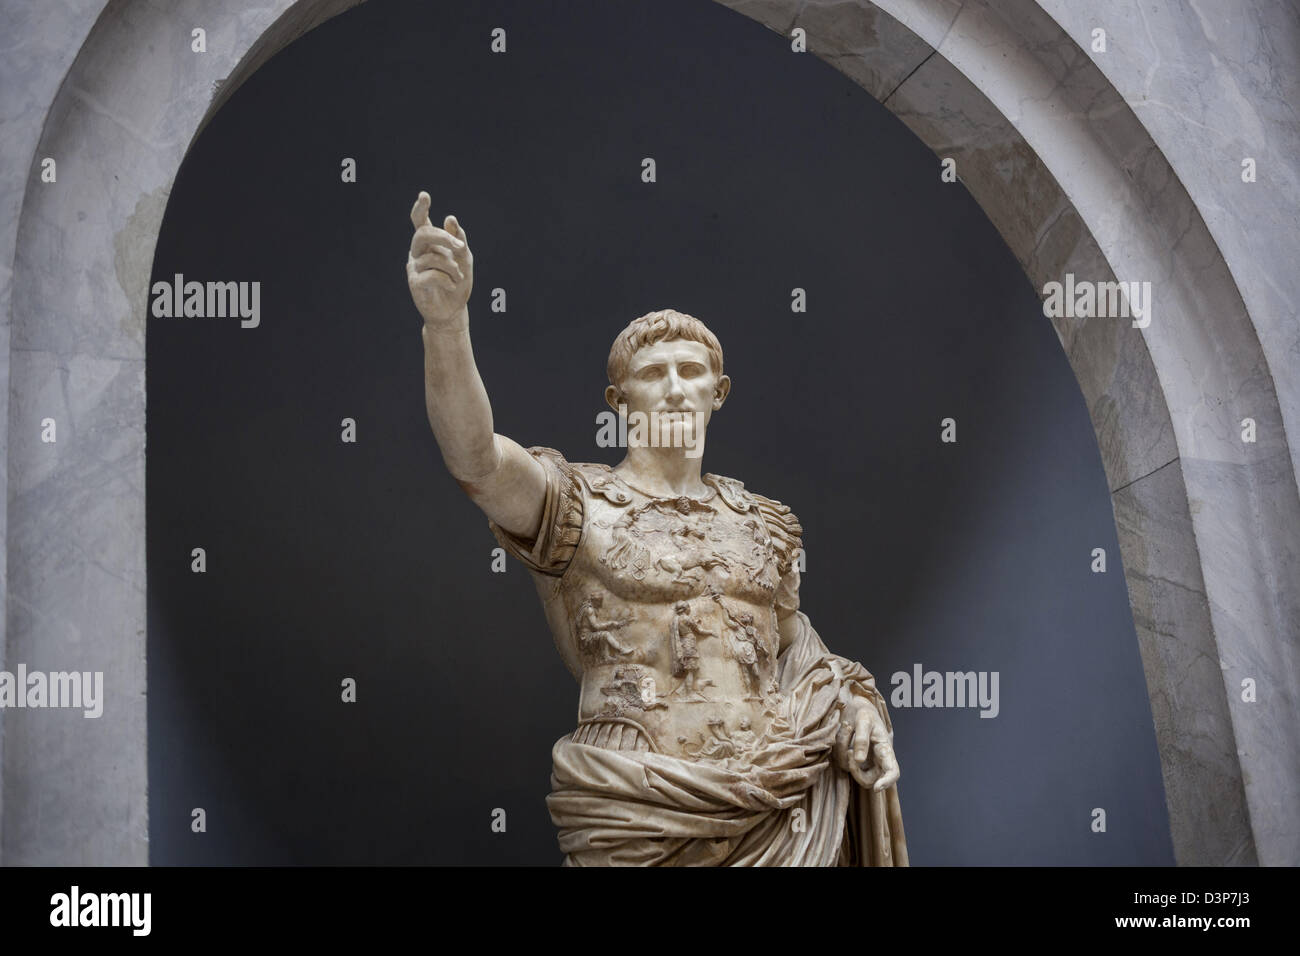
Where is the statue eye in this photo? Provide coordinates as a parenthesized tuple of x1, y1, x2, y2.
(637, 366, 664, 380)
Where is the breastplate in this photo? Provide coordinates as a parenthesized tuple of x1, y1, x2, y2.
(544, 464, 794, 764)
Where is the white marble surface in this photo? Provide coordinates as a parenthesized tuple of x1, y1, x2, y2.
(871, 0, 1296, 868)
(861, 4, 1255, 864)
(2, 0, 365, 865)
(1039, 0, 1300, 505)
(0, 0, 111, 859)
(791, 0, 939, 101)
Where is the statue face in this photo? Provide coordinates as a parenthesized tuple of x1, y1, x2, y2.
(606, 338, 730, 453)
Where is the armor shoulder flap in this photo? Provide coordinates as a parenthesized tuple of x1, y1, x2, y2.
(487, 446, 584, 576)
(569, 462, 635, 506)
(706, 474, 804, 575)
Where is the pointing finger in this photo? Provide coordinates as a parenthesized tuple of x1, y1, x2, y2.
(410, 191, 432, 230)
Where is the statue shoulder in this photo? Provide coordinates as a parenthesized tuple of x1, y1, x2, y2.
(521, 444, 573, 472)
(489, 446, 585, 575)
(521, 447, 612, 502)
(704, 473, 804, 573)
(565, 460, 635, 506)
(519, 445, 589, 507)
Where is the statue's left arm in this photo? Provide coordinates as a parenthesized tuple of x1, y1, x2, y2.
(771, 521, 901, 794)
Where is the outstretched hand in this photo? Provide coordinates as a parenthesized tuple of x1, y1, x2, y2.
(406, 191, 474, 327)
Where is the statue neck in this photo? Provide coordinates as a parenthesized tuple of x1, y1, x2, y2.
(614, 445, 708, 498)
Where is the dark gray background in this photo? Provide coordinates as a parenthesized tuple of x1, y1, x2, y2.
(146, 0, 1174, 865)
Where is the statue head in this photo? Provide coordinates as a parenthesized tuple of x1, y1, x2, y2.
(604, 309, 731, 455)
(674, 601, 691, 614)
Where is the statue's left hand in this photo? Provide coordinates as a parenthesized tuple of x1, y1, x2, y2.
(835, 702, 900, 792)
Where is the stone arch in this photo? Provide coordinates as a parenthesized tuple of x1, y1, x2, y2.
(3, 0, 1295, 864)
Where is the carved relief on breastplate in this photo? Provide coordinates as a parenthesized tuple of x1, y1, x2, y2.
(560, 464, 794, 762)
(575, 465, 782, 602)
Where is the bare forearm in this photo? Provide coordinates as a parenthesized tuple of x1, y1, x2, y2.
(421, 308, 498, 480)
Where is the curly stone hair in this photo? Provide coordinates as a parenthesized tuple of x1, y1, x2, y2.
(606, 308, 724, 389)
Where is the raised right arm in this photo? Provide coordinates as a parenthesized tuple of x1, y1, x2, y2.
(406, 191, 546, 539)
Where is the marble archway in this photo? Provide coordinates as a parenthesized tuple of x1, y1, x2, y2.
(3, 0, 1296, 864)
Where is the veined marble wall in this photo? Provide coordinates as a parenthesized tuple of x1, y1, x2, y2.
(2, 0, 1296, 864)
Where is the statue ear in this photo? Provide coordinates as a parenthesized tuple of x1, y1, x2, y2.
(604, 385, 625, 413)
(713, 374, 732, 409)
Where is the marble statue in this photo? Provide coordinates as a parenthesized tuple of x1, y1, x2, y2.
(407, 191, 907, 866)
